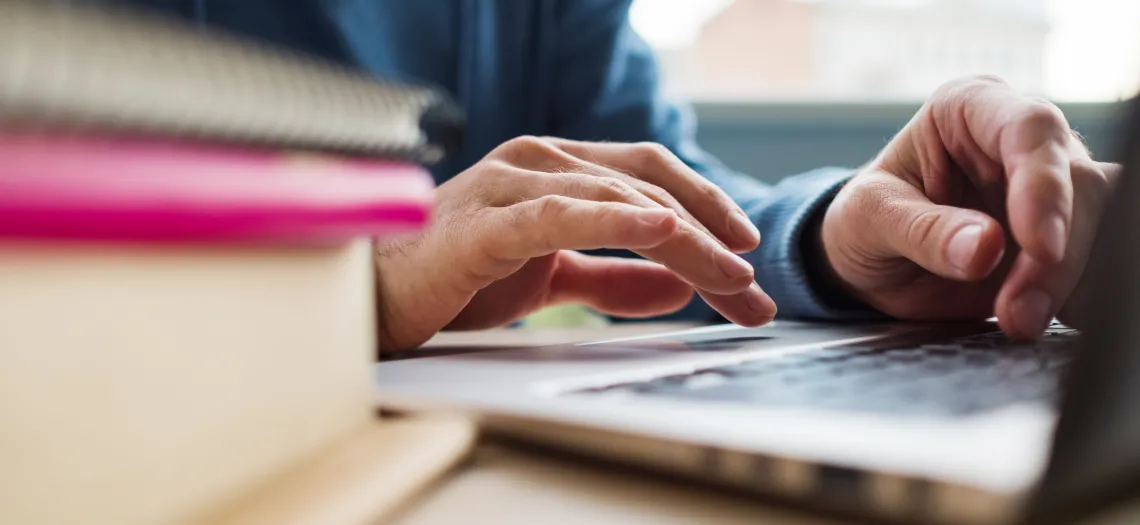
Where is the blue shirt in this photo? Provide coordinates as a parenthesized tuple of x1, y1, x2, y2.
(131, 0, 864, 321)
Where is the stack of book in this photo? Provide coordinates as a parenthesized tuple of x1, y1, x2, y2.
(0, 3, 471, 525)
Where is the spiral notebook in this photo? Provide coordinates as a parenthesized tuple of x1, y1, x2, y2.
(0, 0, 464, 164)
(0, 0, 467, 243)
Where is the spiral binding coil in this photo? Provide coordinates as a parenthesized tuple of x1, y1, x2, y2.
(0, 1, 463, 164)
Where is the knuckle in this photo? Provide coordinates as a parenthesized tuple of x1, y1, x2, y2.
(934, 74, 1007, 98)
(845, 177, 894, 219)
(454, 160, 507, 204)
(474, 158, 514, 177)
(494, 135, 559, 162)
(506, 135, 546, 150)
(633, 142, 674, 170)
(637, 141, 672, 158)
(505, 200, 533, 233)
(453, 210, 501, 276)
(969, 74, 1009, 87)
(697, 180, 727, 205)
(592, 176, 637, 202)
(1071, 159, 1113, 193)
(1008, 102, 1071, 151)
(504, 199, 541, 239)
(905, 208, 942, 248)
(931, 75, 1011, 113)
(641, 182, 675, 205)
(693, 228, 726, 263)
(531, 194, 573, 224)
(598, 210, 634, 247)
(1025, 95, 1055, 107)
(842, 176, 936, 247)
(463, 161, 532, 205)
(517, 196, 570, 252)
(591, 205, 622, 234)
(1019, 101, 1069, 133)
(1070, 158, 1101, 178)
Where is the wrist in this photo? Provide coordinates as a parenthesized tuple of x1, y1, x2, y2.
(802, 188, 869, 312)
(372, 239, 432, 354)
(373, 251, 406, 354)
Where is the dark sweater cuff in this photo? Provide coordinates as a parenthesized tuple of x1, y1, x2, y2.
(743, 168, 883, 320)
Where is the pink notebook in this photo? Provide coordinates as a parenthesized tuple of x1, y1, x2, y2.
(0, 131, 434, 244)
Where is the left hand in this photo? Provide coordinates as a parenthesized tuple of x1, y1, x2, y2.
(819, 75, 1120, 339)
(372, 136, 773, 352)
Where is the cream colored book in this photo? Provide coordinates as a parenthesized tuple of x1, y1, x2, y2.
(0, 241, 474, 525)
(0, 241, 375, 525)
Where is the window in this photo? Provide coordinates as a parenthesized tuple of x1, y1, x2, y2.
(631, 0, 1140, 102)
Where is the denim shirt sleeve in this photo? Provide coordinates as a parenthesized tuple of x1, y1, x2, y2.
(547, 0, 880, 321)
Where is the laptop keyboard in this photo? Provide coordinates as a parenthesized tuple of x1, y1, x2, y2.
(573, 327, 1079, 417)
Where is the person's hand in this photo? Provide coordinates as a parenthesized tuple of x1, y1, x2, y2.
(373, 136, 776, 351)
(819, 75, 1120, 340)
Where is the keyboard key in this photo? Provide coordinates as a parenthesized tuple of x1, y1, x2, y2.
(574, 329, 1078, 417)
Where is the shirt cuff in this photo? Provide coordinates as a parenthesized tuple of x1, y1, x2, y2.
(743, 168, 883, 320)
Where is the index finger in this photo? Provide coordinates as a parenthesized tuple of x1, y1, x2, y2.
(542, 137, 761, 253)
(932, 77, 1074, 263)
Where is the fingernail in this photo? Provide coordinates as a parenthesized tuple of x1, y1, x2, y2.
(729, 211, 761, 244)
(1011, 289, 1053, 338)
(716, 252, 754, 280)
(948, 224, 983, 275)
(1040, 214, 1067, 262)
(638, 209, 675, 227)
(744, 282, 777, 321)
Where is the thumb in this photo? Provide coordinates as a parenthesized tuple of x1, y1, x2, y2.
(547, 251, 695, 318)
(868, 172, 1007, 281)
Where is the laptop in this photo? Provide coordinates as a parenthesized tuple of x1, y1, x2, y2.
(374, 99, 1140, 525)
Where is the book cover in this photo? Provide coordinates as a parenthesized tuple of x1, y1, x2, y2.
(0, 130, 435, 243)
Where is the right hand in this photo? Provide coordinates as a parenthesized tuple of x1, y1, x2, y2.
(373, 136, 777, 352)
(816, 76, 1119, 339)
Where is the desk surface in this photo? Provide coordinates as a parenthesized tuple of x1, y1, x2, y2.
(392, 442, 844, 525)
(387, 324, 1139, 525)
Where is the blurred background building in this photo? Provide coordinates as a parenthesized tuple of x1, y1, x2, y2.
(632, 0, 1140, 102)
